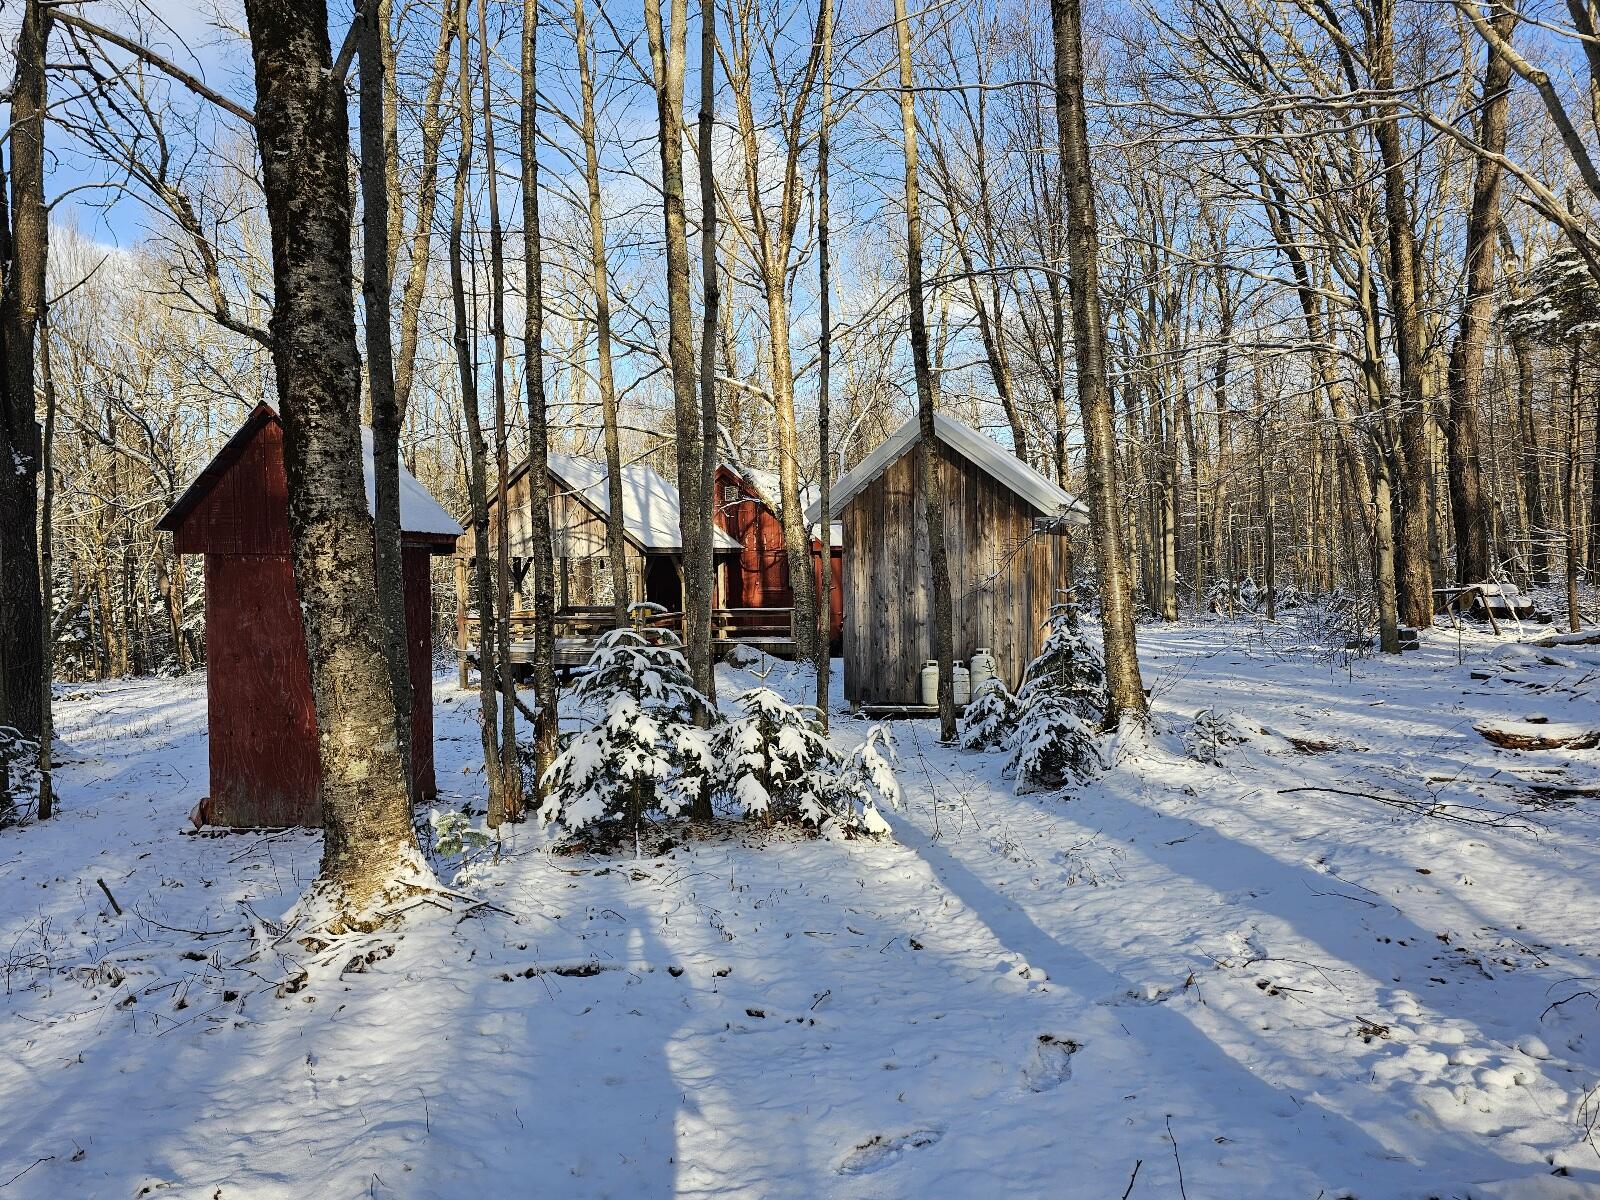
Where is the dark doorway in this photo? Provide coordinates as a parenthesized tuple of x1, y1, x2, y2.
(644, 554, 682, 614)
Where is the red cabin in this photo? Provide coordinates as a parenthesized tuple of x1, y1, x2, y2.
(714, 464, 843, 649)
(156, 404, 461, 827)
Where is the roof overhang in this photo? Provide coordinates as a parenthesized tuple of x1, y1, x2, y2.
(803, 413, 1090, 528)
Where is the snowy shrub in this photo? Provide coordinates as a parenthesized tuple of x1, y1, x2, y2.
(0, 727, 39, 826)
(538, 629, 715, 837)
(1021, 599, 1107, 712)
(1007, 691, 1104, 791)
(714, 689, 899, 836)
(831, 725, 901, 836)
(959, 677, 1021, 751)
(972, 598, 1109, 792)
(1182, 708, 1257, 765)
(429, 808, 494, 859)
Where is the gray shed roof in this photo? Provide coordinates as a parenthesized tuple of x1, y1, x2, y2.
(804, 414, 1088, 525)
(549, 454, 741, 552)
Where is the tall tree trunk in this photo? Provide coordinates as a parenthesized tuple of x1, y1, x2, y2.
(1372, 0, 1435, 626)
(696, 0, 720, 715)
(1511, 334, 1549, 581)
(392, 9, 457, 421)
(814, 0, 834, 726)
(644, 0, 713, 705)
(521, 0, 559, 787)
(244, 0, 418, 910)
(359, 0, 415, 803)
(893, 0, 957, 742)
(1567, 348, 1583, 630)
(1049, 0, 1147, 723)
(478, 0, 523, 826)
(574, 0, 631, 626)
(0, 0, 50, 772)
(36, 310, 55, 819)
(1447, 5, 1514, 585)
(449, 0, 501, 806)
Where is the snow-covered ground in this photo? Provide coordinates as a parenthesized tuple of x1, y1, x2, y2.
(3, 619, 1600, 1199)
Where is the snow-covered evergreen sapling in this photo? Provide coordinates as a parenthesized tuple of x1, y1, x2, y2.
(958, 676, 1021, 750)
(715, 689, 900, 836)
(1007, 597, 1108, 792)
(538, 629, 715, 838)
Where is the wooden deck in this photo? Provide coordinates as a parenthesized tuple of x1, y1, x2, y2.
(463, 605, 799, 674)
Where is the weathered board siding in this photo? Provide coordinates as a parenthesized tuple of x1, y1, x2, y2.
(842, 440, 1070, 707)
(485, 467, 647, 609)
(169, 416, 442, 826)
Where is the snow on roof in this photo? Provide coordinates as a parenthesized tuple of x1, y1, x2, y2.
(550, 454, 740, 552)
(359, 429, 463, 539)
(157, 403, 462, 542)
(804, 414, 1088, 525)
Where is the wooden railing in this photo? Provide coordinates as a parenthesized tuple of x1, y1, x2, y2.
(462, 604, 794, 649)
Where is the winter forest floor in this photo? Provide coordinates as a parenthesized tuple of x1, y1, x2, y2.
(4, 619, 1600, 1199)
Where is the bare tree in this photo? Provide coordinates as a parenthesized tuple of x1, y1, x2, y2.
(892, 0, 957, 742)
(1050, 0, 1148, 723)
(243, 0, 418, 910)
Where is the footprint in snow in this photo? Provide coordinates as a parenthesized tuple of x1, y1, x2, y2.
(837, 1128, 945, 1175)
(1021, 1033, 1082, 1092)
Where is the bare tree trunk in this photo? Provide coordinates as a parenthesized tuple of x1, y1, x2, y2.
(478, 0, 523, 826)
(644, 0, 714, 707)
(1447, 3, 1514, 585)
(696, 0, 720, 713)
(0, 0, 50, 772)
(244, 0, 418, 910)
(1372, 0, 1434, 627)
(359, 0, 415, 803)
(814, 0, 834, 727)
(1512, 334, 1548, 581)
(1567, 348, 1583, 630)
(392, 10, 457, 421)
(574, 0, 631, 626)
(449, 0, 502, 807)
(893, 0, 957, 742)
(521, 0, 559, 787)
(36, 310, 55, 819)
(1049, 0, 1147, 723)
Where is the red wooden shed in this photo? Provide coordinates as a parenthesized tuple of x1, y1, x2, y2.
(156, 404, 461, 828)
(714, 463, 843, 648)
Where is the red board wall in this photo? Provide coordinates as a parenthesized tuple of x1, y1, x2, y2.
(171, 411, 439, 827)
(714, 466, 843, 643)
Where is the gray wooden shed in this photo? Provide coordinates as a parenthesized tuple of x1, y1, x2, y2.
(808, 414, 1088, 709)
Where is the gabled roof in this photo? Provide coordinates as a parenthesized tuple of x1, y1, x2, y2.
(719, 461, 842, 549)
(549, 454, 741, 552)
(156, 403, 462, 545)
(804, 413, 1088, 525)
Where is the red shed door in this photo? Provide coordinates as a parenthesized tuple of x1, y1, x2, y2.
(205, 553, 321, 826)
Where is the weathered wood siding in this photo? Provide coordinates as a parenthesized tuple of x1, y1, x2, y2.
(484, 468, 646, 609)
(842, 440, 1070, 706)
(171, 416, 442, 826)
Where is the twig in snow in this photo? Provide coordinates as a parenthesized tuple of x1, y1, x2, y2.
(0, 1156, 54, 1189)
(95, 878, 122, 915)
(1276, 785, 1531, 830)
(1166, 1114, 1188, 1200)
(1120, 1158, 1142, 1198)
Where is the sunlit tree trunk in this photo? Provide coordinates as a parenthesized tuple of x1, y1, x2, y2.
(243, 0, 418, 910)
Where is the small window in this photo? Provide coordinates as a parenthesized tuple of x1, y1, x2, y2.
(722, 483, 742, 507)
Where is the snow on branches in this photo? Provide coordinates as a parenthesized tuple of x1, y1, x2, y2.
(539, 631, 901, 841)
(538, 629, 715, 838)
(716, 689, 900, 836)
(958, 595, 1108, 792)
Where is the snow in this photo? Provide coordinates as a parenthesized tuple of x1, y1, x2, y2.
(4, 620, 1600, 1197)
(359, 428, 462, 539)
(807, 413, 1089, 525)
(551, 454, 742, 552)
